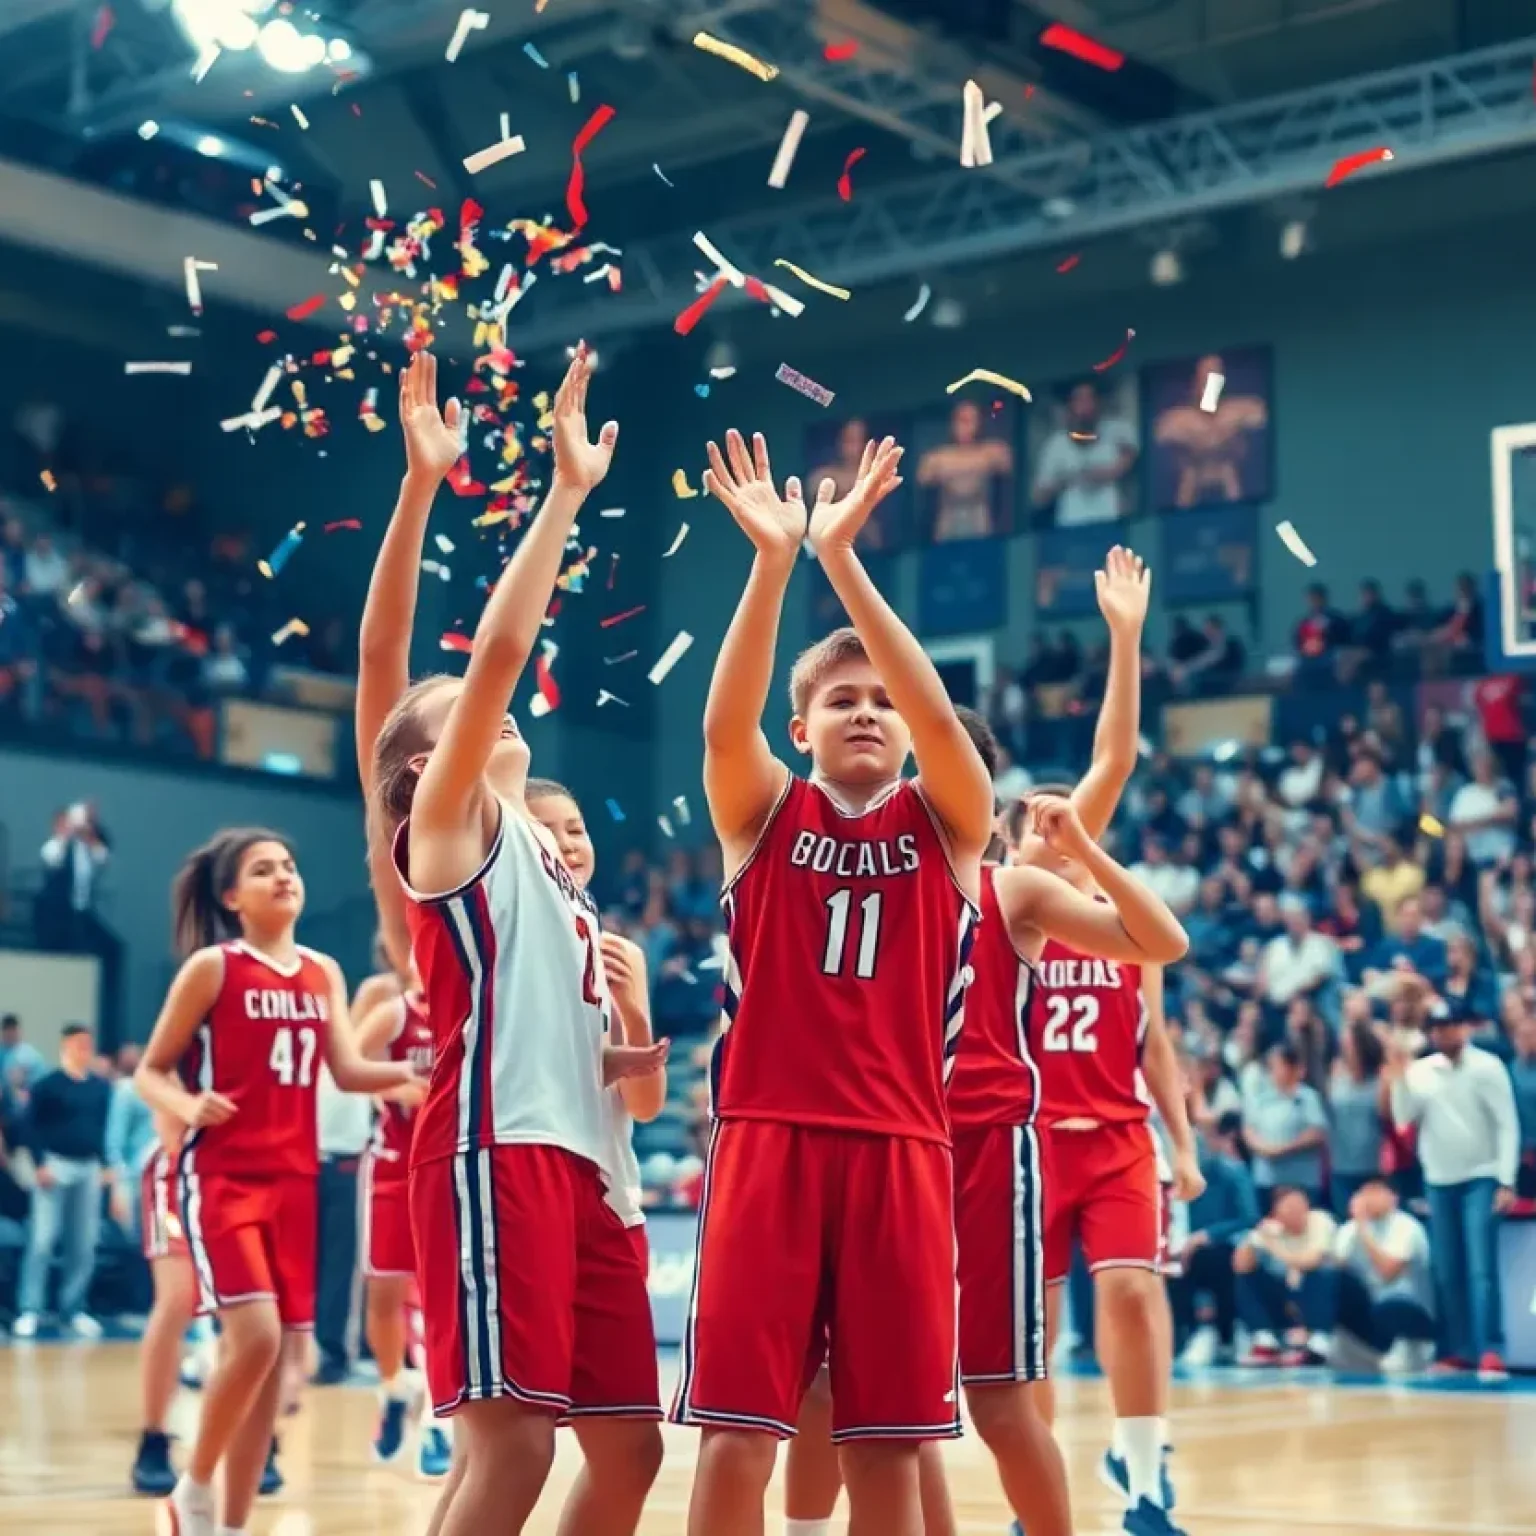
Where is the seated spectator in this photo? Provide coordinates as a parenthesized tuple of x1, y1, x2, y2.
(1342, 751, 1407, 855)
(1510, 1009, 1536, 1199)
(1364, 895, 1448, 990)
(1129, 832, 1199, 917)
(1242, 1043, 1329, 1209)
(1185, 876, 1238, 970)
(1440, 929, 1499, 1027)
(1171, 614, 1245, 695)
(200, 624, 249, 694)
(1277, 739, 1324, 809)
(1449, 750, 1518, 868)
(1332, 1180, 1436, 1373)
(1284, 996, 1331, 1093)
(651, 915, 724, 1039)
(1317, 880, 1377, 980)
(23, 532, 68, 598)
(1328, 1019, 1388, 1216)
(1292, 582, 1348, 686)
(1427, 571, 1484, 672)
(1392, 577, 1439, 660)
(1177, 762, 1231, 833)
(1171, 1111, 1260, 1366)
(1257, 897, 1338, 1013)
(1233, 1187, 1337, 1363)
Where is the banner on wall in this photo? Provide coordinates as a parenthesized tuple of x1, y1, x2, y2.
(1034, 524, 1121, 618)
(645, 1208, 699, 1346)
(1159, 503, 1259, 605)
(918, 538, 1008, 635)
(806, 549, 900, 635)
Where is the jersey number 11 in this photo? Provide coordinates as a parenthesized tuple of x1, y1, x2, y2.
(821, 889, 884, 980)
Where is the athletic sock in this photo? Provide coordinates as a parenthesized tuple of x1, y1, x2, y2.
(1117, 1416, 1164, 1507)
(380, 1372, 413, 1403)
(1157, 1415, 1172, 1453)
(785, 1522, 833, 1536)
(174, 1474, 214, 1510)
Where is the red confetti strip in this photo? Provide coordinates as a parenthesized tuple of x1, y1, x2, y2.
(837, 146, 867, 202)
(535, 653, 561, 711)
(256, 329, 277, 344)
(674, 276, 729, 336)
(1324, 145, 1393, 189)
(823, 39, 859, 62)
(460, 197, 484, 235)
(439, 632, 473, 654)
(566, 103, 616, 229)
(286, 294, 326, 322)
(324, 519, 362, 533)
(446, 458, 486, 498)
(90, 4, 113, 49)
(1056, 253, 1081, 273)
(1091, 327, 1136, 373)
(600, 605, 646, 628)
(1039, 22, 1124, 71)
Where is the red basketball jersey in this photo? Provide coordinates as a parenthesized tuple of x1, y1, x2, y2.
(178, 941, 334, 1178)
(712, 775, 977, 1145)
(369, 991, 434, 1183)
(947, 865, 1038, 1130)
(1027, 937, 1146, 1127)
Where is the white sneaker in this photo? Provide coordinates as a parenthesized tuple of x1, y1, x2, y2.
(1379, 1340, 1416, 1375)
(156, 1476, 215, 1536)
(11, 1312, 38, 1339)
(1307, 1331, 1333, 1362)
(1178, 1326, 1219, 1369)
(68, 1312, 102, 1340)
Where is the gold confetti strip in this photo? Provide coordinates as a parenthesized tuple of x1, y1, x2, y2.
(39, 469, 57, 493)
(693, 31, 779, 81)
(946, 367, 1032, 402)
(672, 468, 700, 499)
(1419, 813, 1445, 838)
(272, 617, 311, 647)
(773, 259, 850, 300)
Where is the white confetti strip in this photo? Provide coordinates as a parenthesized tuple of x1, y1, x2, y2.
(693, 231, 745, 288)
(657, 815, 675, 839)
(183, 256, 216, 315)
(596, 689, 629, 708)
(137, 120, 159, 141)
(499, 111, 511, 141)
(125, 361, 192, 376)
(672, 795, 691, 826)
(903, 283, 932, 323)
(220, 407, 283, 434)
(251, 364, 283, 413)
(249, 203, 305, 227)
(446, 8, 489, 63)
(290, 104, 309, 130)
(191, 43, 220, 83)
(1200, 371, 1226, 413)
(598, 507, 626, 518)
(529, 693, 553, 718)
(768, 109, 810, 189)
(648, 630, 694, 685)
(463, 136, 526, 175)
(369, 180, 388, 219)
(1275, 521, 1317, 567)
(435, 534, 456, 554)
(709, 365, 737, 380)
(663, 523, 690, 558)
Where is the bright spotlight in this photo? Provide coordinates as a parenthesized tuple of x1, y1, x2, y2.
(1150, 247, 1183, 286)
(326, 38, 353, 64)
(1279, 218, 1308, 260)
(256, 17, 314, 73)
(195, 134, 226, 158)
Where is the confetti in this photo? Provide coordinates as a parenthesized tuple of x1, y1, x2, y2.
(124, 361, 192, 376)
(693, 31, 779, 81)
(251, 364, 283, 414)
(1199, 371, 1226, 413)
(369, 180, 388, 219)
(568, 70, 580, 102)
(601, 606, 646, 628)
(946, 367, 1032, 402)
(648, 630, 694, 685)
(1419, 813, 1445, 839)
(1091, 327, 1136, 373)
(961, 80, 993, 168)
(259, 524, 305, 579)
(445, 8, 489, 62)
(653, 163, 674, 187)
(566, 104, 616, 229)
(39, 469, 56, 493)
(658, 815, 675, 839)
(694, 384, 710, 399)
(605, 650, 638, 665)
(596, 689, 629, 708)
(674, 275, 729, 336)
(286, 294, 326, 322)
(824, 39, 859, 62)
(439, 631, 473, 654)
(463, 135, 526, 175)
(775, 362, 835, 407)
(166, 326, 200, 338)
(523, 41, 549, 67)
(90, 5, 114, 49)
(768, 109, 810, 189)
(672, 795, 691, 826)
(324, 518, 362, 533)
(837, 146, 867, 202)
(1039, 22, 1125, 71)
(903, 283, 931, 322)
(606, 799, 626, 822)
(709, 365, 737, 380)
(693, 231, 747, 287)
(183, 256, 216, 315)
(220, 407, 282, 434)
(1056, 253, 1081, 273)
(598, 507, 626, 518)
(773, 259, 850, 300)
(663, 523, 690, 558)
(191, 42, 220, 83)
(291, 104, 309, 130)
(1324, 146, 1393, 188)
(530, 650, 560, 715)
(138, 120, 159, 140)
(271, 617, 310, 647)
(672, 468, 699, 499)
(1274, 520, 1317, 567)
(249, 202, 306, 227)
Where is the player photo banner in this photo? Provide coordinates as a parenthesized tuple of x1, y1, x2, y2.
(1034, 524, 1119, 618)
(806, 548, 901, 636)
(1144, 345, 1273, 512)
(1158, 502, 1258, 605)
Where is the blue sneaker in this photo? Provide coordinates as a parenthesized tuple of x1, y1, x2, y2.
(417, 1421, 453, 1479)
(1100, 1448, 1177, 1511)
(373, 1395, 410, 1464)
(1123, 1496, 1186, 1535)
(259, 1437, 283, 1496)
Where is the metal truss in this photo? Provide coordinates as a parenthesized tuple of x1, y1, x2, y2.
(510, 33, 1536, 349)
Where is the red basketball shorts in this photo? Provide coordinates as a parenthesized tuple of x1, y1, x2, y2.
(179, 1165, 317, 1327)
(410, 1144, 660, 1422)
(627, 1223, 649, 1272)
(1041, 1120, 1162, 1284)
(953, 1123, 1047, 1385)
(140, 1148, 187, 1263)
(672, 1120, 960, 1443)
(362, 1152, 415, 1278)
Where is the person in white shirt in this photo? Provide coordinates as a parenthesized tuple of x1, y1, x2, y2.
(1446, 751, 1518, 869)
(1130, 833, 1200, 917)
(1258, 898, 1339, 1009)
(1232, 1188, 1337, 1364)
(1332, 1180, 1435, 1373)
(1277, 740, 1324, 809)
(1387, 1007, 1520, 1378)
(1030, 379, 1138, 528)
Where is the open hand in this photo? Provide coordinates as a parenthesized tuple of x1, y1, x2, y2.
(602, 1039, 670, 1085)
(551, 343, 618, 493)
(400, 351, 464, 482)
(1095, 544, 1149, 635)
(807, 436, 904, 554)
(703, 429, 805, 563)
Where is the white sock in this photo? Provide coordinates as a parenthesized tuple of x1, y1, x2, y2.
(1157, 1415, 1172, 1453)
(1118, 1416, 1163, 1507)
(380, 1371, 414, 1403)
(216, 1527, 248, 1536)
(785, 1522, 833, 1536)
(174, 1474, 214, 1511)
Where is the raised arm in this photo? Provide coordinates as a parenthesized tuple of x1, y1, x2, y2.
(1141, 964, 1204, 1200)
(1073, 546, 1149, 840)
(810, 438, 993, 867)
(412, 348, 614, 885)
(699, 429, 798, 861)
(134, 948, 232, 1128)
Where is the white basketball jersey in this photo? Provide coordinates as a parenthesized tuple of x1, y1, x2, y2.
(601, 1087, 644, 1228)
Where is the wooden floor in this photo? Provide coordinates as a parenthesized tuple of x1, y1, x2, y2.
(2, 1343, 1534, 1533)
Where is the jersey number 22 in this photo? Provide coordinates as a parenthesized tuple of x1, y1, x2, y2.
(1041, 994, 1099, 1053)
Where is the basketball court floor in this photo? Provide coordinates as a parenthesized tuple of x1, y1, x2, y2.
(2, 1342, 1532, 1534)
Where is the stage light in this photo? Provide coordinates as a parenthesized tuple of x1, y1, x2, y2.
(326, 38, 352, 64)
(1150, 247, 1183, 286)
(256, 17, 313, 72)
(170, 0, 267, 54)
(1280, 218, 1309, 260)
(195, 134, 226, 158)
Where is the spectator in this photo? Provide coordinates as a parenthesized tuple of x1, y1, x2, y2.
(34, 801, 122, 1043)
(1365, 896, 1447, 989)
(13, 1023, 114, 1339)
(1171, 614, 1245, 695)
(1342, 752, 1407, 852)
(23, 532, 68, 598)
(1441, 930, 1499, 1026)
(1510, 1009, 1536, 1199)
(1332, 1180, 1436, 1373)
(1448, 750, 1518, 869)
(1340, 581, 1398, 682)
(103, 1045, 154, 1237)
(1293, 583, 1348, 685)
(1176, 762, 1231, 833)
(1387, 1007, 1520, 1377)
(1473, 673, 1526, 788)
(0, 1014, 47, 1103)
(1130, 833, 1199, 917)
(200, 623, 249, 694)
(1328, 1019, 1387, 1216)
(1171, 1111, 1260, 1366)
(1277, 740, 1324, 809)
(1257, 898, 1338, 1012)
(1243, 1044, 1330, 1208)
(1185, 877, 1238, 971)
(1233, 1187, 1337, 1364)
(1428, 571, 1484, 670)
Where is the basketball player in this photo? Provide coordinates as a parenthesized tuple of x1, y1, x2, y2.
(134, 829, 422, 1536)
(674, 429, 991, 1536)
(371, 345, 668, 1536)
(131, 1109, 196, 1496)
